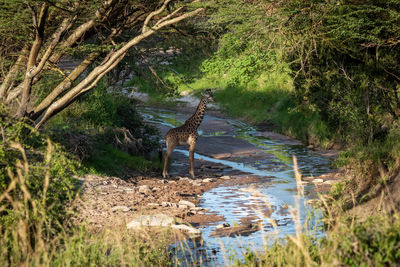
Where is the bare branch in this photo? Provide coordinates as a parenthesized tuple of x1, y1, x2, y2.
(142, 0, 172, 33)
(155, 7, 183, 27)
(34, 6, 204, 128)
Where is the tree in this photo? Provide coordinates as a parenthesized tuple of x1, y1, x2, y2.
(0, 0, 204, 129)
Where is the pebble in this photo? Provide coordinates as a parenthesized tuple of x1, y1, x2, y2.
(179, 177, 192, 182)
(138, 185, 152, 195)
(216, 223, 231, 229)
(220, 175, 231, 180)
(171, 224, 201, 236)
(127, 214, 175, 228)
(178, 200, 196, 208)
(312, 178, 324, 183)
(161, 202, 172, 207)
(202, 178, 216, 183)
(111, 205, 131, 212)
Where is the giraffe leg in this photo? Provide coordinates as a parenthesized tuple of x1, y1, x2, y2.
(162, 141, 175, 178)
(189, 142, 196, 179)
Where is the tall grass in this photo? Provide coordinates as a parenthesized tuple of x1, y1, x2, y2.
(0, 140, 171, 266)
(231, 157, 400, 266)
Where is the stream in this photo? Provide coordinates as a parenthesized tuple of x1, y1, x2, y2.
(137, 104, 334, 266)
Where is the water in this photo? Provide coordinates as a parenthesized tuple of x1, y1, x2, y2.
(138, 105, 332, 266)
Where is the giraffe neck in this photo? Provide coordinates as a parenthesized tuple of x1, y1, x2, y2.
(184, 96, 208, 131)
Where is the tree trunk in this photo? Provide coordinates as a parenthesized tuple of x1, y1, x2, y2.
(32, 51, 100, 117)
(0, 46, 29, 99)
(16, 3, 48, 118)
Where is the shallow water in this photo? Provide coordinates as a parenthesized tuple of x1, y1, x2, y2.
(138, 106, 331, 266)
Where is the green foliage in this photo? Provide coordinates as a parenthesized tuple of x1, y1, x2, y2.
(0, 104, 79, 230)
(84, 143, 160, 175)
(45, 80, 161, 175)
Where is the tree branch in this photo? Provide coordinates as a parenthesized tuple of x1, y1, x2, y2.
(34, 6, 204, 128)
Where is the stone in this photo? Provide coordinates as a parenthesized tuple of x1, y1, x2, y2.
(192, 182, 202, 186)
(138, 185, 152, 194)
(127, 214, 175, 228)
(202, 178, 216, 183)
(147, 203, 160, 207)
(161, 202, 172, 207)
(179, 177, 192, 182)
(171, 224, 201, 236)
(111, 205, 131, 212)
(178, 200, 196, 208)
(160, 179, 168, 184)
(178, 204, 188, 209)
(216, 222, 231, 229)
(220, 175, 231, 180)
(312, 178, 324, 183)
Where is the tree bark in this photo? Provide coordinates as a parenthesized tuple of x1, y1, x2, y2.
(0, 46, 29, 99)
(6, 1, 118, 104)
(32, 51, 100, 117)
(16, 3, 48, 118)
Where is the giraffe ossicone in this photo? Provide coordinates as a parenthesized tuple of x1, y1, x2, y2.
(162, 89, 215, 178)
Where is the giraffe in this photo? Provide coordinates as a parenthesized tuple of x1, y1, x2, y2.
(162, 89, 215, 178)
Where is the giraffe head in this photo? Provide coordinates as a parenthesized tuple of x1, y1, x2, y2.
(203, 88, 216, 102)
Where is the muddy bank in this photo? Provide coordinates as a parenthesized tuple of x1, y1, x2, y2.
(73, 172, 280, 231)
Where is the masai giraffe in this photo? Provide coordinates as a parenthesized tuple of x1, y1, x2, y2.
(162, 89, 215, 178)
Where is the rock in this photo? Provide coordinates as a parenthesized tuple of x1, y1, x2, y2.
(161, 202, 172, 207)
(118, 186, 134, 191)
(178, 204, 188, 209)
(191, 207, 203, 211)
(312, 178, 324, 183)
(202, 178, 216, 183)
(179, 177, 192, 182)
(171, 224, 201, 236)
(152, 187, 160, 192)
(220, 175, 231, 180)
(192, 182, 202, 186)
(178, 200, 196, 208)
(212, 223, 258, 237)
(111, 205, 131, 212)
(160, 179, 168, 184)
(138, 185, 152, 194)
(127, 214, 175, 228)
(147, 203, 160, 207)
(216, 222, 231, 229)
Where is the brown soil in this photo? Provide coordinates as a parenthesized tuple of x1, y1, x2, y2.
(73, 172, 228, 230)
